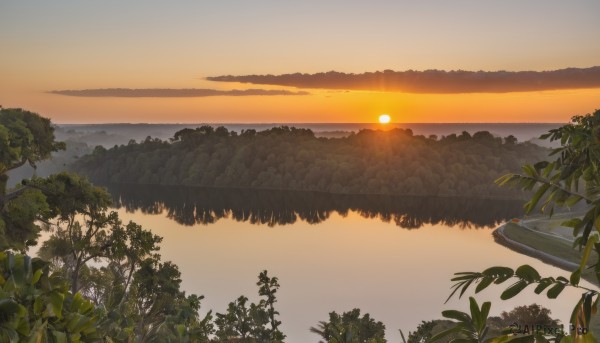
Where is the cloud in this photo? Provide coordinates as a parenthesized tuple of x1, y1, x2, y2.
(206, 67, 600, 94)
(48, 88, 310, 97)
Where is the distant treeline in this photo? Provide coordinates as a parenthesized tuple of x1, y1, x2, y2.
(72, 126, 549, 197)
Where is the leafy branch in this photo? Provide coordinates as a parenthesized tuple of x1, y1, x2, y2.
(447, 264, 600, 337)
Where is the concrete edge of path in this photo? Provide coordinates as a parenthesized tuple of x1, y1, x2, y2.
(493, 223, 579, 272)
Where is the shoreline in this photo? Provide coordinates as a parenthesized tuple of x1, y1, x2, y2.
(492, 223, 578, 272)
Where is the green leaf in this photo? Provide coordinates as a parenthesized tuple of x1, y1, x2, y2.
(570, 296, 585, 330)
(522, 165, 538, 178)
(480, 301, 491, 325)
(572, 234, 599, 286)
(562, 218, 583, 229)
(70, 293, 84, 312)
(469, 297, 481, 328)
(525, 184, 550, 213)
(33, 296, 43, 315)
(475, 276, 494, 293)
(441, 310, 471, 323)
(446, 282, 466, 303)
(501, 280, 528, 300)
(67, 314, 88, 332)
(482, 266, 514, 278)
(547, 282, 566, 299)
(52, 331, 67, 343)
(573, 236, 584, 249)
(459, 278, 475, 299)
(0, 298, 26, 317)
(28, 320, 48, 343)
(570, 269, 582, 286)
(428, 323, 465, 343)
(583, 292, 594, 327)
(451, 273, 479, 282)
(534, 278, 553, 294)
(31, 268, 43, 285)
(3, 328, 19, 343)
(515, 265, 541, 283)
(565, 195, 582, 207)
(47, 291, 64, 319)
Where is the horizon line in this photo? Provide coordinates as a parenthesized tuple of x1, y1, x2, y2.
(55, 121, 567, 125)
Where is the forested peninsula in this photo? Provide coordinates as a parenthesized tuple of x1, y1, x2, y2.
(72, 126, 548, 197)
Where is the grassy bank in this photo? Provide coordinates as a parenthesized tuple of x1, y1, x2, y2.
(501, 220, 598, 284)
(502, 223, 583, 267)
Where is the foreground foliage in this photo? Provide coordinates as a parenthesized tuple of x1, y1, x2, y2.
(0, 251, 102, 342)
(0, 109, 286, 342)
(310, 309, 387, 343)
(0, 108, 65, 251)
(439, 109, 600, 342)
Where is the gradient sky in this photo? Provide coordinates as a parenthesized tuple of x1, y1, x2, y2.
(1, 1, 600, 123)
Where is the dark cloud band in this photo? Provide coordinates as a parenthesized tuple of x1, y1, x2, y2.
(207, 67, 600, 94)
(48, 88, 310, 97)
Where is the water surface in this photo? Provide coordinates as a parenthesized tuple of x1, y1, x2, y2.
(109, 185, 583, 342)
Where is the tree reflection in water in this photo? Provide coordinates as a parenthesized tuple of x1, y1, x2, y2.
(105, 184, 525, 229)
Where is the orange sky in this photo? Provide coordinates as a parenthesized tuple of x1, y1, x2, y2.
(1, 1, 599, 123)
(4, 87, 598, 124)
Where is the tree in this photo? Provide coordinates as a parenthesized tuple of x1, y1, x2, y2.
(0, 109, 216, 342)
(404, 304, 559, 343)
(404, 320, 460, 343)
(310, 308, 387, 343)
(34, 172, 163, 299)
(214, 295, 264, 342)
(494, 303, 560, 330)
(0, 108, 65, 251)
(441, 109, 600, 341)
(35, 172, 117, 293)
(129, 258, 189, 341)
(256, 270, 285, 341)
(504, 135, 518, 145)
(428, 297, 495, 343)
(213, 270, 285, 343)
(144, 294, 214, 343)
(0, 108, 65, 190)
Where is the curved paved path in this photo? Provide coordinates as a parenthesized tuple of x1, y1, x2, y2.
(493, 223, 579, 271)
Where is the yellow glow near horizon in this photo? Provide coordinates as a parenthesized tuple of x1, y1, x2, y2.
(379, 114, 391, 124)
(3, 88, 600, 124)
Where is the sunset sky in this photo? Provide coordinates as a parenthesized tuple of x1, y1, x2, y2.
(1, 1, 600, 123)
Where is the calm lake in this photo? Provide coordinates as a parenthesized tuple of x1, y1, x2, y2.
(106, 185, 585, 342)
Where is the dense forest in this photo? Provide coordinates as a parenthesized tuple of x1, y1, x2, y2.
(72, 125, 549, 198)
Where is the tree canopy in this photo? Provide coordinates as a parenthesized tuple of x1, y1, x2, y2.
(72, 125, 549, 198)
(0, 108, 66, 250)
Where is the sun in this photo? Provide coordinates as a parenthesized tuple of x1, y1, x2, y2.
(378, 114, 391, 124)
